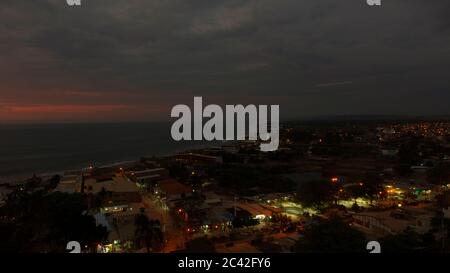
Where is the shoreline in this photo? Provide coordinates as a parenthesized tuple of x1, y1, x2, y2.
(0, 142, 221, 185)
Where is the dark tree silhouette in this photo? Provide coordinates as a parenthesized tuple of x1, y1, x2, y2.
(295, 218, 366, 253)
(134, 213, 163, 252)
(296, 180, 337, 209)
(380, 229, 437, 253)
(0, 191, 108, 253)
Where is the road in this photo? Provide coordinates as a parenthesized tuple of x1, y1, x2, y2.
(141, 193, 186, 252)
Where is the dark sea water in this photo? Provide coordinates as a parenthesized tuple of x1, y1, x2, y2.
(0, 123, 213, 178)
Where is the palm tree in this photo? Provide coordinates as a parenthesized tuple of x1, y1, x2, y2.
(135, 213, 152, 253)
(151, 219, 164, 249)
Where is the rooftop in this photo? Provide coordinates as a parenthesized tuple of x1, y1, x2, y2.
(84, 175, 140, 194)
(158, 179, 192, 196)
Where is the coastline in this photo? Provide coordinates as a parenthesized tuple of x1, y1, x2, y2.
(0, 141, 220, 185)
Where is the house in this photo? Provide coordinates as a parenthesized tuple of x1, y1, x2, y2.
(157, 178, 193, 204)
(54, 174, 81, 193)
(127, 168, 169, 184)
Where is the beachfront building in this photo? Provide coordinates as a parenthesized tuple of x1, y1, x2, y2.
(84, 175, 141, 212)
(126, 168, 169, 185)
(172, 153, 222, 164)
(54, 174, 81, 193)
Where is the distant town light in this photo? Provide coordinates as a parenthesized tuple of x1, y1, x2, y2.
(331, 177, 338, 183)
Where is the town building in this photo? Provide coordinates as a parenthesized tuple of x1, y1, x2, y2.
(352, 204, 435, 238)
(54, 174, 81, 193)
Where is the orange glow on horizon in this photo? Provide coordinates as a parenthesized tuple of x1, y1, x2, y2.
(5, 104, 132, 113)
(0, 103, 169, 122)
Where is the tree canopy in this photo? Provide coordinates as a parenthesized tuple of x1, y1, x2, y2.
(0, 191, 108, 253)
(296, 179, 337, 209)
(295, 218, 366, 253)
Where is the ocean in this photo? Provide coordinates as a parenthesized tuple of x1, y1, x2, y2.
(0, 122, 214, 179)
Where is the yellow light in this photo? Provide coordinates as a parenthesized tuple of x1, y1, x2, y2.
(398, 203, 402, 207)
(331, 177, 338, 183)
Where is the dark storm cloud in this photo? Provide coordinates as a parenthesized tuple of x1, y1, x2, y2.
(1, 0, 450, 121)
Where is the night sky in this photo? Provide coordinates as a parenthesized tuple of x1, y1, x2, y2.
(1, 0, 450, 122)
